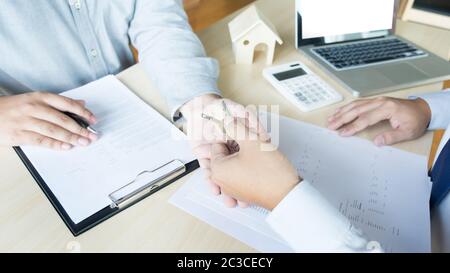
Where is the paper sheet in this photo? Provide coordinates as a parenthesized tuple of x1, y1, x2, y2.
(170, 113, 432, 252)
(22, 76, 195, 224)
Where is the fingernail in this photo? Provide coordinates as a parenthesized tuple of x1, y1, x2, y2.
(78, 138, 90, 146)
(328, 123, 337, 130)
(90, 116, 97, 124)
(225, 201, 237, 208)
(374, 137, 385, 147)
(88, 133, 98, 141)
(62, 143, 72, 150)
(340, 129, 352, 137)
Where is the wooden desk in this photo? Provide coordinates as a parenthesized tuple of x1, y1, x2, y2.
(0, 0, 449, 252)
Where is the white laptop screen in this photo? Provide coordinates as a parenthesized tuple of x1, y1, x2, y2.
(298, 0, 395, 39)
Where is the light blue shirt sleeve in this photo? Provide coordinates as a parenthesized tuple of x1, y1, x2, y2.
(128, 0, 222, 119)
(0, 0, 221, 115)
(416, 89, 450, 130)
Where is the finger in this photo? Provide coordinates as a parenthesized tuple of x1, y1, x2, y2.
(243, 107, 271, 142)
(330, 99, 371, 119)
(192, 143, 212, 159)
(211, 143, 230, 161)
(327, 100, 385, 130)
(26, 118, 91, 147)
(30, 104, 97, 141)
(338, 109, 391, 137)
(222, 194, 238, 208)
(238, 200, 249, 208)
(203, 169, 221, 195)
(204, 169, 220, 195)
(198, 158, 210, 169)
(208, 179, 221, 195)
(206, 174, 221, 195)
(20, 131, 73, 151)
(224, 119, 260, 151)
(374, 130, 409, 146)
(39, 93, 97, 124)
(222, 100, 247, 119)
(223, 101, 270, 142)
(200, 115, 226, 143)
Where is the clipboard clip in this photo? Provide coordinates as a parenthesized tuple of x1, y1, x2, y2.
(108, 160, 186, 209)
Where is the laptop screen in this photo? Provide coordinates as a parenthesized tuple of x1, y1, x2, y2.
(298, 0, 395, 39)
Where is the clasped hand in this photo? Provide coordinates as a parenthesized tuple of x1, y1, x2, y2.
(205, 96, 432, 210)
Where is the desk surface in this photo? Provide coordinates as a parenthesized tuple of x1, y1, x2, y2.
(0, 0, 449, 252)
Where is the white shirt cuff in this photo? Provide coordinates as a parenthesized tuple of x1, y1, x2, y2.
(266, 180, 372, 252)
(413, 89, 450, 130)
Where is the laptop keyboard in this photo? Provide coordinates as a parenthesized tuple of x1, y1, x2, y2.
(312, 38, 426, 70)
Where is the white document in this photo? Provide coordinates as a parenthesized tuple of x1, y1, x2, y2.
(22, 76, 195, 224)
(170, 113, 432, 252)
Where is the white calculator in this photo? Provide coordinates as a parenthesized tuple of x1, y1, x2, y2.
(263, 62, 343, 112)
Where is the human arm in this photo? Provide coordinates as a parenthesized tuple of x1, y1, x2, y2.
(0, 92, 97, 150)
(210, 119, 381, 252)
(326, 90, 450, 146)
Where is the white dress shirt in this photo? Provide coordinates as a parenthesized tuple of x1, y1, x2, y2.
(266, 89, 450, 252)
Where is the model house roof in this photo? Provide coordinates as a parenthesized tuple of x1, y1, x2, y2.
(228, 5, 283, 44)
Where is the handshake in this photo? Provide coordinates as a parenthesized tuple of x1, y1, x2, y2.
(193, 96, 431, 211)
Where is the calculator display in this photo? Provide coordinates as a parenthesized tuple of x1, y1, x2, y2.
(273, 68, 307, 81)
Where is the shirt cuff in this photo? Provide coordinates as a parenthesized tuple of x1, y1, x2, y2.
(171, 88, 222, 122)
(266, 180, 370, 252)
(411, 89, 450, 130)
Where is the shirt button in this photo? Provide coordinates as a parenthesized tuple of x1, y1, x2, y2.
(90, 49, 98, 58)
(69, 0, 81, 9)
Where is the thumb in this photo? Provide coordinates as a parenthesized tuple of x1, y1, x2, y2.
(374, 129, 409, 146)
(210, 143, 238, 188)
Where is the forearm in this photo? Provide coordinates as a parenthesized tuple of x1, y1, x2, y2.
(128, 0, 221, 120)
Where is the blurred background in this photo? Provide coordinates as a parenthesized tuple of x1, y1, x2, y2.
(183, 0, 415, 32)
(184, 0, 255, 31)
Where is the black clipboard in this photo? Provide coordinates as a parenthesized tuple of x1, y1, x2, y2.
(14, 146, 199, 236)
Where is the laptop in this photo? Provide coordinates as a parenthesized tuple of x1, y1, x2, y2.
(295, 0, 450, 97)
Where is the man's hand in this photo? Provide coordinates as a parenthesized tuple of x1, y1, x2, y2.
(0, 92, 98, 150)
(210, 118, 300, 211)
(181, 94, 269, 208)
(327, 97, 431, 146)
